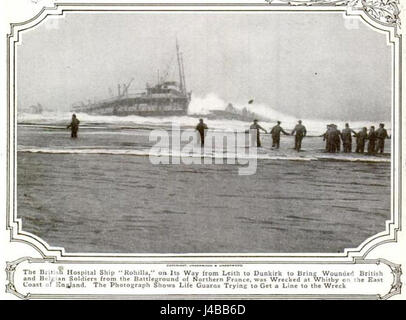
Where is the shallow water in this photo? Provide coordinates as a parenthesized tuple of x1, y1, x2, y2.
(16, 124, 391, 253)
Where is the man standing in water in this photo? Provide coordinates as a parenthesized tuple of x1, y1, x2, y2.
(320, 125, 331, 151)
(291, 120, 307, 151)
(195, 118, 208, 147)
(355, 127, 368, 154)
(250, 119, 267, 147)
(332, 124, 341, 152)
(341, 123, 356, 153)
(375, 123, 390, 154)
(270, 121, 290, 149)
(67, 114, 80, 138)
(367, 126, 377, 155)
(323, 124, 339, 153)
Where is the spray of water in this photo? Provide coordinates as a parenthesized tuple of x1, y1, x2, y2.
(187, 93, 391, 135)
(17, 93, 391, 135)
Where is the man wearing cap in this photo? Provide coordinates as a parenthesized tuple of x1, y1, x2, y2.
(250, 119, 267, 147)
(270, 121, 290, 149)
(291, 120, 307, 151)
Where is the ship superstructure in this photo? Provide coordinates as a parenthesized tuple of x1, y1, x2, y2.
(71, 42, 191, 116)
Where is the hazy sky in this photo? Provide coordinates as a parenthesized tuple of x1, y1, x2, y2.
(16, 12, 392, 120)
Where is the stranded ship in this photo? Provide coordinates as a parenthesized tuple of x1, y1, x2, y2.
(71, 42, 191, 116)
(205, 103, 270, 122)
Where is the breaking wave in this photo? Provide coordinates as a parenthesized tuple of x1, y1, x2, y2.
(17, 147, 390, 163)
(17, 93, 391, 136)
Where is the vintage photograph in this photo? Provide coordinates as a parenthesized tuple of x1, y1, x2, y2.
(15, 9, 393, 254)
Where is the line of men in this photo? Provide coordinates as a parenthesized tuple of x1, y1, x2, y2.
(196, 118, 307, 151)
(249, 119, 306, 151)
(196, 119, 390, 154)
(321, 123, 390, 154)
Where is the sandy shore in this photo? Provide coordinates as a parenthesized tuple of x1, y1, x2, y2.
(17, 149, 390, 253)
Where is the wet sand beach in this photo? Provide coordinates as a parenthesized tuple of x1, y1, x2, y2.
(16, 124, 391, 253)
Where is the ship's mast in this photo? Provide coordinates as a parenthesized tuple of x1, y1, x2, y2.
(176, 39, 184, 93)
(122, 78, 134, 97)
(180, 53, 186, 95)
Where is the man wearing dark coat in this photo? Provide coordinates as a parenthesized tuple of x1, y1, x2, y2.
(270, 121, 289, 149)
(367, 126, 377, 155)
(195, 119, 208, 146)
(332, 125, 341, 152)
(291, 120, 307, 151)
(250, 119, 267, 147)
(355, 127, 368, 154)
(341, 123, 357, 153)
(67, 114, 80, 138)
(375, 123, 389, 154)
(320, 125, 331, 151)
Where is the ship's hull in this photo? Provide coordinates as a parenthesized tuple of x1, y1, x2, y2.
(73, 96, 190, 117)
(205, 110, 257, 122)
(192, 110, 269, 122)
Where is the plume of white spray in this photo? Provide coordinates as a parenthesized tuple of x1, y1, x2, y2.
(187, 93, 391, 135)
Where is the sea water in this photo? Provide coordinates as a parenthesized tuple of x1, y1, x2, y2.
(16, 112, 391, 253)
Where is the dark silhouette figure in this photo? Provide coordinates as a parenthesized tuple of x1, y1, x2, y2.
(320, 125, 331, 151)
(355, 127, 368, 154)
(341, 123, 356, 153)
(67, 114, 80, 138)
(367, 126, 377, 155)
(195, 119, 208, 146)
(270, 121, 289, 149)
(250, 119, 267, 147)
(333, 125, 341, 152)
(375, 123, 389, 154)
(325, 124, 341, 153)
(291, 120, 307, 151)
